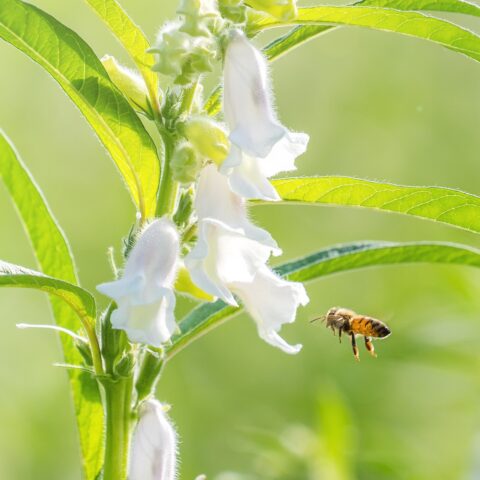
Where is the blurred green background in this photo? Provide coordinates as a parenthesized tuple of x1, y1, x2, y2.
(1, 1, 480, 479)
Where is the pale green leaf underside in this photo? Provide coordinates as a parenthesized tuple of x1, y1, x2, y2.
(267, 177, 480, 234)
(0, 261, 96, 321)
(0, 132, 103, 480)
(0, 0, 159, 218)
(84, 0, 159, 103)
(254, 6, 480, 62)
(167, 241, 480, 359)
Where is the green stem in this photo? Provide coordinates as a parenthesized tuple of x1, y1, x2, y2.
(156, 132, 179, 218)
(102, 377, 133, 480)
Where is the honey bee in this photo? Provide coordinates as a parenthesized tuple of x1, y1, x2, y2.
(312, 307, 391, 361)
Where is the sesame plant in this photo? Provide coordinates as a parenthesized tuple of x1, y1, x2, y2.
(1, 0, 480, 478)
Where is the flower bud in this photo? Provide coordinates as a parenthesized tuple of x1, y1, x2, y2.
(183, 117, 230, 165)
(114, 352, 135, 377)
(149, 22, 217, 85)
(247, 0, 297, 20)
(101, 55, 151, 112)
(171, 142, 202, 183)
(178, 0, 221, 36)
(218, 0, 247, 23)
(129, 400, 178, 480)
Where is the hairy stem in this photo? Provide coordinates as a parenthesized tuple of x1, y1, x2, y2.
(102, 377, 133, 480)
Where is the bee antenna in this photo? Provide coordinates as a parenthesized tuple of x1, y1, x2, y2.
(310, 315, 326, 324)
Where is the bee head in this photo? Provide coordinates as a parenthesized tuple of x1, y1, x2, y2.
(326, 307, 339, 318)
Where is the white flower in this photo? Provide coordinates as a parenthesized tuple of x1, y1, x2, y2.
(97, 218, 180, 347)
(129, 400, 178, 480)
(185, 165, 309, 353)
(186, 165, 279, 305)
(231, 266, 309, 354)
(222, 30, 309, 200)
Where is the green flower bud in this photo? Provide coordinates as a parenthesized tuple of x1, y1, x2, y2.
(149, 22, 217, 85)
(246, 0, 297, 20)
(114, 352, 135, 378)
(183, 117, 230, 165)
(178, 0, 221, 36)
(218, 0, 247, 23)
(101, 55, 151, 112)
(171, 142, 202, 183)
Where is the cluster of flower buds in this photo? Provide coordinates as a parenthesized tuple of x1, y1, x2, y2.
(149, 0, 223, 85)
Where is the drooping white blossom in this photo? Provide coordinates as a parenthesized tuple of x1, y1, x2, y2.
(185, 165, 308, 353)
(185, 165, 280, 305)
(221, 30, 309, 200)
(129, 400, 178, 480)
(97, 218, 180, 347)
(231, 266, 308, 354)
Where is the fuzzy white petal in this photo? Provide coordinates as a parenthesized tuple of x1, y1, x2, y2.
(96, 218, 180, 346)
(223, 30, 285, 158)
(231, 267, 309, 354)
(195, 165, 280, 252)
(129, 400, 178, 480)
(185, 219, 276, 306)
(222, 31, 309, 200)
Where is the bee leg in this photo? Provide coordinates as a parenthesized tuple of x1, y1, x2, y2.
(364, 337, 376, 358)
(351, 334, 359, 361)
(338, 327, 342, 343)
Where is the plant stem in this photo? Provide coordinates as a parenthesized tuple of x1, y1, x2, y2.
(156, 132, 179, 218)
(102, 377, 133, 480)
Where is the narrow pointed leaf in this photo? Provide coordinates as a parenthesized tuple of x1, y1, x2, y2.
(84, 0, 159, 106)
(266, 177, 480, 234)
(0, 261, 96, 321)
(356, 0, 480, 16)
(167, 241, 480, 359)
(0, 0, 159, 218)
(252, 6, 480, 63)
(0, 132, 103, 480)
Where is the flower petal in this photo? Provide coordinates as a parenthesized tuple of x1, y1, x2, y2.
(220, 145, 281, 201)
(129, 400, 178, 480)
(111, 288, 177, 347)
(185, 219, 276, 305)
(231, 267, 309, 354)
(96, 217, 180, 346)
(195, 164, 280, 251)
(223, 30, 285, 158)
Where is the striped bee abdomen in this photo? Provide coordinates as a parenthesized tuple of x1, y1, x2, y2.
(350, 316, 391, 338)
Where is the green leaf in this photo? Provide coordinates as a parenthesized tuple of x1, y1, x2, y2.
(252, 6, 480, 63)
(0, 261, 96, 321)
(267, 177, 480, 234)
(0, 132, 103, 480)
(167, 240, 480, 359)
(0, 0, 159, 219)
(262, 0, 480, 62)
(83, 0, 159, 107)
(356, 0, 480, 17)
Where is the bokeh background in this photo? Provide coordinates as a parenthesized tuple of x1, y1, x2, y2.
(1, 1, 480, 478)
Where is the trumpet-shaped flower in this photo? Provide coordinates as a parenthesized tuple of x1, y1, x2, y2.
(129, 400, 178, 480)
(186, 165, 279, 305)
(185, 165, 308, 353)
(222, 30, 309, 200)
(97, 218, 180, 347)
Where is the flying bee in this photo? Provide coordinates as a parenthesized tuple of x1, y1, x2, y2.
(312, 307, 391, 361)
